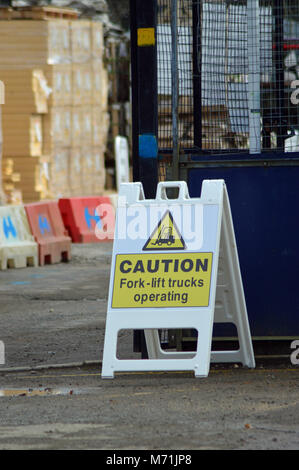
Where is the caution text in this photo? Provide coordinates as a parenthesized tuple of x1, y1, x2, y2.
(112, 252, 213, 308)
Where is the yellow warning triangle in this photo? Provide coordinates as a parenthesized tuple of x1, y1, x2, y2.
(143, 210, 186, 251)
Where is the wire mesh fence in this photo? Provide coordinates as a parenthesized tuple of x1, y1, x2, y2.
(156, 0, 299, 160)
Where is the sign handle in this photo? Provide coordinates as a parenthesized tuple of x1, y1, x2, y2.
(155, 181, 190, 201)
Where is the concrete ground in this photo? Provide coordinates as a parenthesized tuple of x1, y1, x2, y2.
(0, 242, 298, 451)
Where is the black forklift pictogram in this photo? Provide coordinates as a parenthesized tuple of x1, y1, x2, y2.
(154, 226, 175, 246)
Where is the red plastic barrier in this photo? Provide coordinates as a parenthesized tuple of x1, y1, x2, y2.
(25, 201, 72, 266)
(58, 196, 115, 243)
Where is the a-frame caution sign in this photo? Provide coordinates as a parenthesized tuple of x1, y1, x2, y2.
(101, 180, 255, 378)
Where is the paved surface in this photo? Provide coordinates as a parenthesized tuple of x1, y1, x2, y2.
(0, 242, 299, 451)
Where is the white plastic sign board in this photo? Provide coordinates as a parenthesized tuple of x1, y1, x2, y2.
(115, 136, 130, 192)
(101, 180, 255, 378)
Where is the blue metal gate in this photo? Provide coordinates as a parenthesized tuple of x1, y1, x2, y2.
(130, 0, 299, 346)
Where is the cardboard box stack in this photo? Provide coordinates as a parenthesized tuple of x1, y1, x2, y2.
(0, 80, 6, 204)
(69, 19, 108, 196)
(0, 67, 52, 202)
(0, 7, 108, 203)
(0, 78, 22, 205)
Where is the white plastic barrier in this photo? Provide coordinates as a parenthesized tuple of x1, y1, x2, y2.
(0, 205, 38, 270)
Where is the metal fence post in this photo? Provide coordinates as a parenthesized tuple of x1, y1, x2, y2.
(130, 0, 158, 197)
(247, 0, 261, 154)
(171, 0, 180, 180)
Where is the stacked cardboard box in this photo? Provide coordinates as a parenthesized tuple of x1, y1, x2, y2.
(0, 80, 4, 204)
(0, 8, 108, 203)
(69, 19, 108, 197)
(0, 68, 51, 202)
(1, 158, 22, 204)
(0, 79, 23, 204)
(0, 19, 72, 68)
(158, 95, 249, 151)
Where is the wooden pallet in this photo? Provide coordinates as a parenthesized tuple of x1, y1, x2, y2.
(0, 6, 79, 21)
